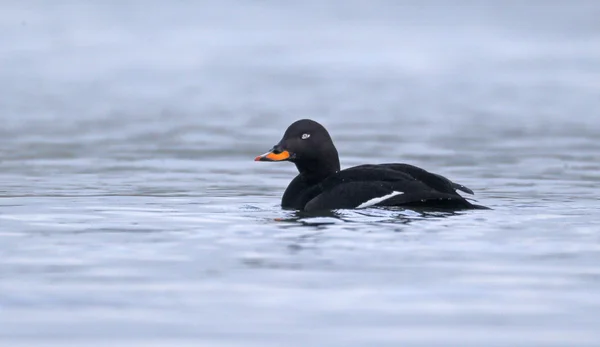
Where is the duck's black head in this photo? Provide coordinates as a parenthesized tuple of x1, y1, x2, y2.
(255, 119, 340, 182)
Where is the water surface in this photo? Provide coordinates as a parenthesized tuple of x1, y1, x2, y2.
(1, 2, 600, 346)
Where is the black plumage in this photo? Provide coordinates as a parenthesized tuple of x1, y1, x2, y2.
(255, 119, 486, 212)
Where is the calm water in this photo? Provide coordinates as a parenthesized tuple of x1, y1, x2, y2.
(1, 1, 600, 346)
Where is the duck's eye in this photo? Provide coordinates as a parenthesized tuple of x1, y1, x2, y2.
(301, 133, 310, 140)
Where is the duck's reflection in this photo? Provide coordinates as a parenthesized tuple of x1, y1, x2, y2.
(274, 206, 463, 228)
(243, 207, 469, 269)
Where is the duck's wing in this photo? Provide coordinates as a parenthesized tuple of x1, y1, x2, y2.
(304, 165, 475, 212)
(349, 164, 474, 195)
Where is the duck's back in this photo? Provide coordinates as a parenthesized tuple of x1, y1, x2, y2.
(296, 163, 480, 212)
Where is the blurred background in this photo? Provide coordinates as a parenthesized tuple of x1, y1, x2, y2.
(1, 1, 599, 346)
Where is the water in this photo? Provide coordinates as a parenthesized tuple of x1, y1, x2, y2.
(1, 1, 600, 346)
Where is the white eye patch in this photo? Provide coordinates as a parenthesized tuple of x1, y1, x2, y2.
(301, 133, 310, 140)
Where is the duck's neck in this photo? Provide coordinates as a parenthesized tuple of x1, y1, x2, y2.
(295, 154, 340, 185)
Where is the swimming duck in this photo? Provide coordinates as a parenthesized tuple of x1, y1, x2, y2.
(255, 119, 485, 211)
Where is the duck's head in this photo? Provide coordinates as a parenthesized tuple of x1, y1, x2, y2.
(255, 119, 340, 179)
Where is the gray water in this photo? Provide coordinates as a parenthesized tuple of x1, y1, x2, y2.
(1, 1, 600, 346)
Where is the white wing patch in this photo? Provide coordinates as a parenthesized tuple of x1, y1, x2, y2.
(356, 191, 404, 209)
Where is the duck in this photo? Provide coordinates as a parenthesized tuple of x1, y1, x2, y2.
(255, 119, 486, 212)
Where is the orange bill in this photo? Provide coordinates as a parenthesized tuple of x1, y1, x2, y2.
(254, 150, 291, 161)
